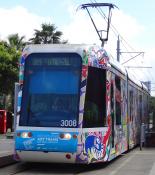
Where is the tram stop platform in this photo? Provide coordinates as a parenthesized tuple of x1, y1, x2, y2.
(0, 134, 16, 167)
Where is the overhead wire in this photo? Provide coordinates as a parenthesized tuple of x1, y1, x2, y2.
(88, 0, 154, 86)
(87, 0, 154, 94)
(90, 0, 137, 52)
(89, 0, 144, 68)
(88, 0, 142, 82)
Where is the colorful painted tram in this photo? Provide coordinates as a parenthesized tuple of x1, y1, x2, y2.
(14, 44, 149, 163)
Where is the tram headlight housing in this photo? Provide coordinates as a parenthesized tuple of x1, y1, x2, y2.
(20, 132, 32, 138)
(64, 133, 72, 140)
(59, 133, 71, 140)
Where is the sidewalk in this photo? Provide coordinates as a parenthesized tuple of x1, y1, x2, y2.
(79, 147, 155, 175)
(0, 134, 16, 167)
(105, 147, 155, 175)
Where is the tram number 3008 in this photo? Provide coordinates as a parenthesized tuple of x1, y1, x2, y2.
(60, 120, 77, 127)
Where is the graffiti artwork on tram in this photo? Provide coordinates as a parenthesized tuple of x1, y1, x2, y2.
(85, 135, 104, 161)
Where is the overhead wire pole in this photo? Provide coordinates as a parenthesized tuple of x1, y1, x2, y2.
(116, 36, 144, 64)
(115, 35, 145, 64)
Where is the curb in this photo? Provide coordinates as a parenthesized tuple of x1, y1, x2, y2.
(0, 155, 17, 167)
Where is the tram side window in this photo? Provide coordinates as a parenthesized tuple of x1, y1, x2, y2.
(139, 94, 142, 122)
(115, 76, 121, 125)
(83, 67, 106, 128)
(129, 90, 134, 122)
(143, 94, 148, 123)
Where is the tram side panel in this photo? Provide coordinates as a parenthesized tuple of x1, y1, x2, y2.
(141, 92, 149, 129)
(80, 67, 129, 163)
(77, 67, 111, 164)
(128, 84, 139, 148)
(106, 68, 128, 161)
(127, 80, 149, 149)
(76, 67, 128, 163)
(120, 78, 128, 153)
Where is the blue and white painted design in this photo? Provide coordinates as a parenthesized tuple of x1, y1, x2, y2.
(15, 130, 78, 153)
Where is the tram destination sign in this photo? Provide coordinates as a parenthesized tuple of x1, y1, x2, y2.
(31, 57, 71, 66)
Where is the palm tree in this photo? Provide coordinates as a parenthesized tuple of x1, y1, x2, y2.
(29, 23, 67, 44)
(7, 33, 26, 51)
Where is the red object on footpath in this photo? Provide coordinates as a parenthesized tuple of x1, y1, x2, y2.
(0, 110, 7, 134)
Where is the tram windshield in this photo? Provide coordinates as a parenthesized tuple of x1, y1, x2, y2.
(19, 53, 82, 128)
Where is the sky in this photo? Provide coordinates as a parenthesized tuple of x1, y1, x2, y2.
(0, 0, 155, 95)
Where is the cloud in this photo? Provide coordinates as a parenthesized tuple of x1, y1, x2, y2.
(0, 6, 51, 40)
(62, 10, 100, 45)
(111, 10, 145, 41)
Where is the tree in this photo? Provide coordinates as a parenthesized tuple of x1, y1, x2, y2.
(29, 23, 67, 44)
(0, 40, 20, 110)
(8, 33, 26, 51)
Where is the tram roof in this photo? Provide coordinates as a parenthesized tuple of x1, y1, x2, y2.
(110, 58, 149, 92)
(109, 58, 127, 75)
(109, 58, 146, 89)
(23, 44, 98, 55)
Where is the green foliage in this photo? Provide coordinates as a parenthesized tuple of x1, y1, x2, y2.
(0, 41, 21, 110)
(8, 33, 26, 51)
(29, 23, 67, 44)
(0, 22, 68, 111)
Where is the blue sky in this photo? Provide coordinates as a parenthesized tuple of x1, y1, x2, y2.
(0, 0, 154, 26)
(0, 0, 155, 94)
(0, 0, 154, 51)
(0, 0, 154, 43)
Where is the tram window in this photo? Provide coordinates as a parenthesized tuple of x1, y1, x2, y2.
(139, 94, 142, 122)
(129, 90, 134, 122)
(115, 76, 121, 125)
(83, 67, 106, 128)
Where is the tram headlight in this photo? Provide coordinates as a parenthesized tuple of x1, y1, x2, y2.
(21, 132, 32, 138)
(64, 133, 71, 140)
(59, 133, 71, 140)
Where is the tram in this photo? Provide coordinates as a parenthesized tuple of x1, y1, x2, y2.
(14, 44, 149, 163)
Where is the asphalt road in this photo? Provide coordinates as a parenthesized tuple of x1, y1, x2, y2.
(1, 147, 155, 175)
